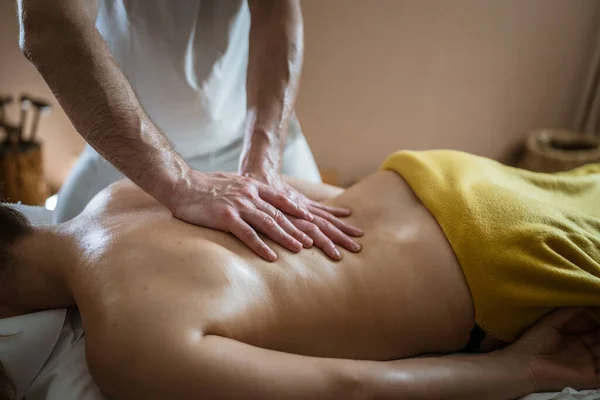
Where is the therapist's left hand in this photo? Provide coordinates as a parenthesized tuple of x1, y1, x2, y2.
(244, 171, 363, 260)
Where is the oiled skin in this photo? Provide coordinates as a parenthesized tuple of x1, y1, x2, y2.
(67, 171, 474, 385)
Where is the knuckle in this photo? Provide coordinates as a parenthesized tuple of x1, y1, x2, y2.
(310, 218, 325, 230)
(263, 216, 276, 227)
(272, 210, 286, 224)
(277, 193, 289, 202)
(242, 228, 256, 241)
(220, 208, 236, 220)
(238, 189, 253, 199)
(235, 198, 252, 209)
(305, 224, 321, 235)
(320, 220, 335, 231)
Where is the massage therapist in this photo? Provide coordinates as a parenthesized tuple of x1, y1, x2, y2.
(17, 0, 362, 261)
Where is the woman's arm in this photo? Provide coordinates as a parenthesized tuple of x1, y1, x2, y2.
(102, 334, 531, 400)
(93, 308, 599, 400)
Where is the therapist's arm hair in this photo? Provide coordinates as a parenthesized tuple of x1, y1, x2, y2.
(283, 175, 345, 201)
(239, 0, 304, 176)
(17, 0, 189, 209)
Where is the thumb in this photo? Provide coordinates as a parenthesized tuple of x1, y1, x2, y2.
(538, 307, 585, 331)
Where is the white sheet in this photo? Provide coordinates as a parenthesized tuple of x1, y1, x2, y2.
(26, 309, 104, 400)
(522, 388, 600, 399)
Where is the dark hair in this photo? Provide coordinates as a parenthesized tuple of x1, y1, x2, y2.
(0, 205, 32, 274)
(0, 205, 31, 400)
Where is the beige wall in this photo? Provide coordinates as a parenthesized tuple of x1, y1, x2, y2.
(297, 0, 600, 184)
(0, 0, 599, 187)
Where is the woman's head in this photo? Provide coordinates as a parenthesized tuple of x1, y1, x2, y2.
(0, 205, 29, 400)
(0, 205, 32, 277)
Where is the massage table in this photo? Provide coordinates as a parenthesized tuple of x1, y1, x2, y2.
(4, 204, 599, 400)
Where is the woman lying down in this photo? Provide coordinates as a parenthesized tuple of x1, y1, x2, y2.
(1, 149, 600, 400)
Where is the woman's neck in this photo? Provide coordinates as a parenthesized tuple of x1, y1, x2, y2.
(0, 226, 78, 316)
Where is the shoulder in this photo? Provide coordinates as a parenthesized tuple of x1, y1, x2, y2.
(104, 180, 149, 201)
(81, 180, 163, 217)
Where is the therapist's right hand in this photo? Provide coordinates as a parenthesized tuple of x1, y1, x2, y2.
(169, 170, 360, 262)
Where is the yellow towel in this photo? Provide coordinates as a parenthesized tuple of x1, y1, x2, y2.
(382, 150, 600, 342)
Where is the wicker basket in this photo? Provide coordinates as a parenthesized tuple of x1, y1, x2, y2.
(518, 130, 600, 173)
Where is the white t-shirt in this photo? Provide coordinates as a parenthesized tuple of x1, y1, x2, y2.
(96, 0, 254, 159)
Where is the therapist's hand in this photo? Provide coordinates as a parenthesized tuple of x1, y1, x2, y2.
(169, 170, 362, 261)
(243, 171, 363, 260)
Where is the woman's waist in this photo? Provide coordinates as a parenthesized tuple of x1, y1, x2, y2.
(325, 171, 453, 246)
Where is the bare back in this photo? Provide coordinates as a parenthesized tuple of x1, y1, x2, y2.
(71, 171, 474, 373)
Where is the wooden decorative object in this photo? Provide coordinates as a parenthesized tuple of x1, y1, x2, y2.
(0, 140, 49, 205)
(0, 94, 52, 205)
(518, 130, 600, 173)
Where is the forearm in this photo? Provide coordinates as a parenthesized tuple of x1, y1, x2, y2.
(364, 350, 534, 400)
(118, 332, 535, 400)
(18, 1, 188, 207)
(240, 0, 303, 175)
